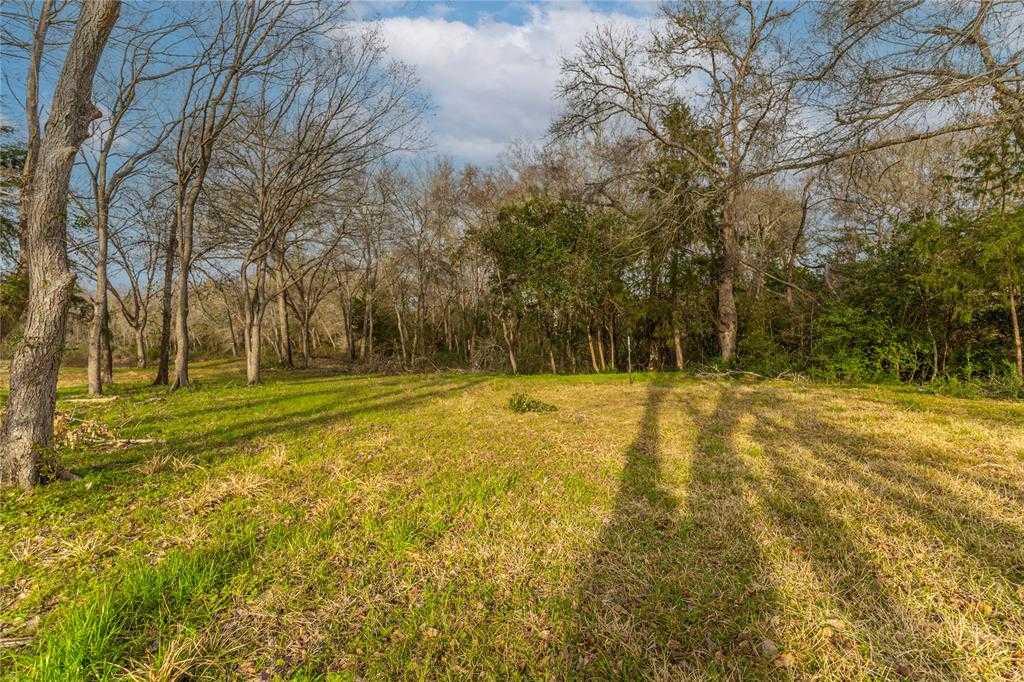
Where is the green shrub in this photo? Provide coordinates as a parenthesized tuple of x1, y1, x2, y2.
(508, 392, 556, 413)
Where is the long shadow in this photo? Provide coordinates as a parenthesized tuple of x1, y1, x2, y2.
(10, 374, 490, 676)
(126, 374, 441, 427)
(673, 386, 780, 677)
(794, 396, 1024, 502)
(756, 397, 1024, 585)
(744, 393, 1015, 677)
(55, 377, 485, 502)
(565, 382, 779, 679)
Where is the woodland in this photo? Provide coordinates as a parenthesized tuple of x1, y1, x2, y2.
(1, 1, 1023, 487)
(0, 2, 1022, 678)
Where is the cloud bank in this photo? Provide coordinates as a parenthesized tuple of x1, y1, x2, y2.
(359, 3, 651, 166)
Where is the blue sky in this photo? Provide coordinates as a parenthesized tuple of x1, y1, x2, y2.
(0, 2, 658, 167)
(349, 1, 659, 166)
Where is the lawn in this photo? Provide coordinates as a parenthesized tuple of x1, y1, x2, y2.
(1, 362, 1023, 680)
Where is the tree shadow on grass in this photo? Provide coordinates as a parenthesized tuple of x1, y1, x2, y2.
(8, 377, 492, 676)
(126, 373, 443, 427)
(755, 395, 1024, 586)
(565, 381, 780, 679)
(50, 377, 486, 504)
(744, 391, 1019, 678)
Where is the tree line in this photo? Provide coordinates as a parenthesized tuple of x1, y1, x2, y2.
(1, 0, 1022, 487)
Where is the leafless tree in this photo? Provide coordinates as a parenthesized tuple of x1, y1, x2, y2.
(555, 0, 809, 360)
(107, 188, 164, 368)
(78, 8, 186, 395)
(205, 26, 422, 384)
(154, 0, 347, 388)
(807, 0, 1023, 149)
(0, 0, 121, 488)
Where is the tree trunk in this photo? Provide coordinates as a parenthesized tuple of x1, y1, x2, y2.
(606, 322, 616, 370)
(87, 207, 108, 395)
(171, 203, 192, 389)
(548, 344, 557, 374)
(1, 0, 120, 489)
(1010, 283, 1023, 378)
(102, 309, 113, 382)
(341, 291, 355, 361)
(135, 325, 146, 368)
(153, 216, 176, 385)
(587, 326, 599, 372)
(500, 316, 517, 374)
(244, 309, 263, 386)
(673, 320, 684, 371)
(300, 313, 311, 368)
(275, 256, 292, 369)
(596, 327, 607, 371)
(364, 292, 374, 360)
(226, 310, 238, 358)
(718, 188, 739, 362)
(394, 299, 407, 367)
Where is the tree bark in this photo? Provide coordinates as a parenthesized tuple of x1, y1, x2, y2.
(274, 255, 293, 369)
(606, 322, 616, 370)
(171, 202, 193, 389)
(587, 326, 599, 372)
(299, 313, 312, 368)
(500, 316, 517, 374)
(1, 0, 121, 489)
(135, 325, 146, 368)
(339, 288, 354, 361)
(153, 216, 176, 385)
(102, 309, 113, 382)
(717, 189, 739, 362)
(87, 206, 108, 395)
(673, 323, 685, 371)
(244, 309, 264, 386)
(394, 299, 407, 368)
(1010, 283, 1023, 378)
(225, 310, 239, 358)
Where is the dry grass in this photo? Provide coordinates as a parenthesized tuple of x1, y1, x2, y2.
(1, 362, 1022, 680)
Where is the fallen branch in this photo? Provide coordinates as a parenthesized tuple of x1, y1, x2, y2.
(62, 396, 118, 404)
(694, 368, 768, 380)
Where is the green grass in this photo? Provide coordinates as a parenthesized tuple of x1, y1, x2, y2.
(1, 362, 1023, 680)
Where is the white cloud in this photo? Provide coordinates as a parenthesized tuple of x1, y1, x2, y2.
(359, 4, 650, 166)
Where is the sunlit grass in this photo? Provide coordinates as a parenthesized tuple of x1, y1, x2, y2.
(1, 362, 1022, 679)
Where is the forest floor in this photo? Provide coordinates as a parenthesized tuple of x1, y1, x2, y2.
(1, 361, 1023, 680)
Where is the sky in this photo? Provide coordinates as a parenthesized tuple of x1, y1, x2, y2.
(0, 1, 658, 167)
(348, 1, 658, 167)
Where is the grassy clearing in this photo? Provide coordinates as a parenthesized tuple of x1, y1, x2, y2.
(1, 362, 1023, 680)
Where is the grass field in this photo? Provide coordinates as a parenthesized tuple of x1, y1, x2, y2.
(1, 362, 1023, 680)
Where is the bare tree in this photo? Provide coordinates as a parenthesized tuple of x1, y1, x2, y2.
(556, 0, 808, 361)
(284, 242, 342, 368)
(78, 9, 184, 395)
(205, 27, 422, 384)
(808, 0, 1023, 148)
(108, 189, 164, 367)
(1, 0, 121, 488)
(155, 0, 347, 388)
